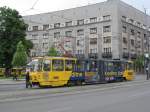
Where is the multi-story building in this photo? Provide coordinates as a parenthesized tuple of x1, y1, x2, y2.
(23, 0, 150, 59)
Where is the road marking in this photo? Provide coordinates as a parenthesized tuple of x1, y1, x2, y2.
(47, 107, 72, 112)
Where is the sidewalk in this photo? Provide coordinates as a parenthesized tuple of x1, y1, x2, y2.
(135, 73, 146, 81)
(0, 79, 25, 85)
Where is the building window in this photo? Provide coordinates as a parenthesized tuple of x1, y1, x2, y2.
(123, 37, 127, 44)
(77, 29, 84, 36)
(103, 36, 111, 43)
(43, 33, 49, 38)
(103, 15, 111, 21)
(122, 26, 127, 33)
(77, 50, 83, 54)
(43, 43, 48, 48)
(131, 29, 135, 35)
(90, 48, 97, 53)
(43, 24, 49, 30)
(122, 16, 126, 21)
(77, 40, 80, 46)
(143, 24, 146, 28)
(123, 48, 127, 51)
(32, 26, 38, 31)
(54, 32, 60, 38)
(65, 31, 72, 37)
(137, 22, 141, 27)
(137, 41, 141, 48)
(90, 38, 97, 44)
(32, 34, 38, 40)
(103, 26, 111, 33)
(90, 17, 97, 23)
(131, 39, 135, 46)
(144, 34, 147, 39)
(54, 23, 60, 28)
(77, 19, 84, 25)
(33, 43, 38, 49)
(90, 27, 97, 34)
(104, 47, 111, 53)
(129, 19, 134, 23)
(137, 32, 141, 38)
(65, 21, 72, 27)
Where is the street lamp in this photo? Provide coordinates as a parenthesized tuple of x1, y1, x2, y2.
(145, 53, 149, 58)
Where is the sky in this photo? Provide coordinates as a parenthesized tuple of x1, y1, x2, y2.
(0, 0, 150, 16)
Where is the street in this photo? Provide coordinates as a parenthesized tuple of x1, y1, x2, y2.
(0, 75, 150, 112)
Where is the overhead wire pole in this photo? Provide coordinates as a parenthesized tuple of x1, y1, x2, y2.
(31, 0, 39, 9)
(143, 6, 150, 79)
(21, 0, 40, 15)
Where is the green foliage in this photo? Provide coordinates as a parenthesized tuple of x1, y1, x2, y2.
(23, 39, 34, 56)
(12, 41, 27, 67)
(47, 47, 58, 56)
(134, 55, 144, 72)
(0, 6, 31, 68)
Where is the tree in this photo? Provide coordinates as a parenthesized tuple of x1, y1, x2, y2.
(134, 55, 144, 73)
(12, 41, 28, 67)
(0, 6, 30, 68)
(23, 39, 34, 56)
(47, 47, 58, 56)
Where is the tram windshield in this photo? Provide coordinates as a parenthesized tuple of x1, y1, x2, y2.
(27, 59, 42, 72)
(127, 62, 134, 70)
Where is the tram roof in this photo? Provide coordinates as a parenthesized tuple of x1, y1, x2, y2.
(77, 59, 133, 63)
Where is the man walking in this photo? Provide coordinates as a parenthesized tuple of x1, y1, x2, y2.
(146, 63, 150, 80)
(25, 71, 32, 88)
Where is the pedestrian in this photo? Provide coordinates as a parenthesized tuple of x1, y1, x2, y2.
(13, 72, 18, 81)
(146, 65, 149, 80)
(25, 71, 32, 88)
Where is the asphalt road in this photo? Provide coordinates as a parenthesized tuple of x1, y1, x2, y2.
(0, 84, 25, 92)
(0, 80, 150, 112)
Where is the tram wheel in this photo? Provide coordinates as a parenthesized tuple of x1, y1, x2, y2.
(67, 80, 75, 87)
(76, 80, 82, 86)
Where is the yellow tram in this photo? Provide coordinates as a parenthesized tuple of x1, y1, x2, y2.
(29, 57, 76, 87)
(123, 61, 135, 81)
(28, 57, 135, 87)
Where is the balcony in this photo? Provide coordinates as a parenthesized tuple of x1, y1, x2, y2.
(88, 53, 98, 59)
(130, 53, 137, 59)
(102, 52, 112, 58)
(75, 54, 85, 59)
(122, 52, 129, 59)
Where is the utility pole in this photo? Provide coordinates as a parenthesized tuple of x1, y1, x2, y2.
(143, 6, 150, 79)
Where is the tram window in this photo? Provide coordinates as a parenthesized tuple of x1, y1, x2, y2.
(87, 61, 97, 72)
(52, 60, 64, 71)
(65, 60, 75, 71)
(107, 62, 113, 72)
(121, 63, 125, 71)
(113, 62, 122, 72)
(28, 59, 42, 72)
(38, 60, 43, 71)
(127, 63, 133, 70)
(43, 60, 51, 71)
(74, 61, 85, 72)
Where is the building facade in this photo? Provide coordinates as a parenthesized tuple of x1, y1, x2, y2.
(23, 0, 150, 59)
